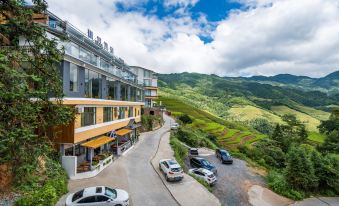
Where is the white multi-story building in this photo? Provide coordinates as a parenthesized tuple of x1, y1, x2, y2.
(130, 66, 158, 108)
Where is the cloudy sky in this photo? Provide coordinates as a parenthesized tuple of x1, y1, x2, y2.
(46, 0, 339, 77)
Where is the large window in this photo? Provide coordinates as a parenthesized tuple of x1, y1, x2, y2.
(81, 107, 96, 127)
(69, 63, 78, 92)
(120, 84, 128, 101)
(85, 69, 101, 98)
(128, 107, 133, 117)
(130, 87, 136, 101)
(144, 70, 151, 78)
(106, 78, 116, 100)
(103, 107, 113, 122)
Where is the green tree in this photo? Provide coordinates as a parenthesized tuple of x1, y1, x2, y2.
(0, 0, 74, 185)
(178, 114, 193, 124)
(249, 118, 274, 135)
(286, 146, 318, 190)
(319, 130, 339, 154)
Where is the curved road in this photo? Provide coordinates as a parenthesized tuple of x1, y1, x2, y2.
(57, 116, 178, 206)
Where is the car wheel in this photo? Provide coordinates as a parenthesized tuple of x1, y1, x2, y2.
(159, 164, 162, 172)
(165, 174, 169, 181)
(115, 204, 122, 206)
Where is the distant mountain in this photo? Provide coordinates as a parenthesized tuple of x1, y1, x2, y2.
(247, 74, 313, 84)
(237, 71, 339, 95)
(313, 71, 339, 89)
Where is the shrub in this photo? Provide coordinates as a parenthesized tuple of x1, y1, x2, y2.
(169, 135, 188, 170)
(178, 114, 193, 124)
(286, 146, 318, 191)
(267, 170, 304, 200)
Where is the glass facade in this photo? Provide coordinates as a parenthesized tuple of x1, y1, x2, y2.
(69, 63, 78, 92)
(81, 107, 96, 127)
(106, 77, 116, 100)
(85, 69, 101, 98)
(103, 107, 113, 122)
(120, 84, 128, 101)
(63, 42, 137, 84)
(144, 79, 151, 86)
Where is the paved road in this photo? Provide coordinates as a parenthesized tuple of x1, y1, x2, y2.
(57, 117, 178, 206)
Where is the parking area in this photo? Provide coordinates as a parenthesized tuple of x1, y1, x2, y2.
(183, 148, 265, 206)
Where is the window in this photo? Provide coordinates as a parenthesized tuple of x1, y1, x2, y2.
(78, 196, 96, 203)
(103, 107, 113, 122)
(144, 70, 151, 78)
(113, 107, 118, 119)
(85, 69, 101, 98)
(144, 79, 151, 86)
(120, 84, 128, 101)
(105, 187, 117, 199)
(106, 78, 116, 100)
(128, 107, 133, 117)
(96, 195, 109, 202)
(72, 190, 84, 202)
(81, 107, 96, 127)
(69, 63, 78, 92)
(118, 107, 126, 119)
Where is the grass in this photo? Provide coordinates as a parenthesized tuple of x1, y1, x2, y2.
(307, 131, 326, 144)
(160, 96, 265, 150)
(291, 103, 330, 121)
(228, 105, 284, 124)
(271, 106, 322, 132)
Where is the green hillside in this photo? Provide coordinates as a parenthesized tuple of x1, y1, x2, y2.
(159, 96, 266, 150)
(158, 72, 338, 143)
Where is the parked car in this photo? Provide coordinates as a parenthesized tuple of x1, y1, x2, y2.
(188, 168, 217, 185)
(65, 186, 129, 206)
(216, 148, 233, 164)
(159, 159, 184, 181)
(190, 157, 217, 175)
(170, 122, 179, 130)
(189, 148, 199, 157)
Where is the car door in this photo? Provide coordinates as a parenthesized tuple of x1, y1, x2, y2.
(194, 170, 203, 178)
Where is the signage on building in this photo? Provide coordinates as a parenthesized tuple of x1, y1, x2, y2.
(87, 29, 93, 39)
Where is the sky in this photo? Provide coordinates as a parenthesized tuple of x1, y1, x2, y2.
(45, 0, 339, 77)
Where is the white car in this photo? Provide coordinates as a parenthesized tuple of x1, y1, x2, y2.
(65, 186, 129, 206)
(159, 159, 184, 181)
(189, 168, 217, 185)
(170, 122, 179, 130)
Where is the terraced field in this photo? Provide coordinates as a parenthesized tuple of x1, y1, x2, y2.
(159, 96, 266, 150)
(271, 105, 322, 131)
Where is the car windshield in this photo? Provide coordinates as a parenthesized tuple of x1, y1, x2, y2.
(221, 151, 230, 157)
(72, 189, 84, 202)
(171, 167, 181, 172)
(105, 187, 117, 199)
(168, 160, 177, 165)
(201, 159, 211, 166)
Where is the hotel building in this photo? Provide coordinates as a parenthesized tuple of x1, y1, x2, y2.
(15, 11, 146, 179)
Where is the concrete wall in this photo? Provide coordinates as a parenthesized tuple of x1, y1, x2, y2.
(62, 155, 77, 178)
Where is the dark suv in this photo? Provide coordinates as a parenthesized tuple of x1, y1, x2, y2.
(190, 157, 217, 175)
(216, 148, 233, 164)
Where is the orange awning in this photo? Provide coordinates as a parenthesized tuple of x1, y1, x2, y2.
(116, 128, 132, 136)
(81, 136, 114, 149)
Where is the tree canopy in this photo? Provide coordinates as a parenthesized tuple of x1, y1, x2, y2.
(0, 0, 74, 185)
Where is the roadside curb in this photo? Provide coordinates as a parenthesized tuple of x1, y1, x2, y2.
(149, 129, 182, 206)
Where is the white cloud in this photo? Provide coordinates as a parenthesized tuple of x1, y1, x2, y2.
(46, 0, 339, 77)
